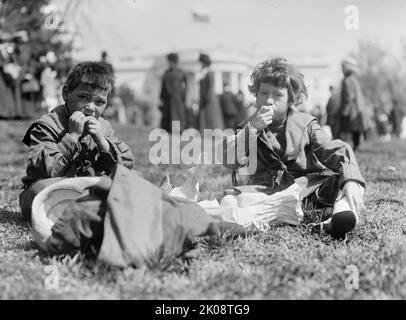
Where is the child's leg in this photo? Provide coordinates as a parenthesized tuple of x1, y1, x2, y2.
(307, 173, 340, 210)
(327, 191, 359, 236)
(19, 178, 63, 222)
(308, 174, 358, 239)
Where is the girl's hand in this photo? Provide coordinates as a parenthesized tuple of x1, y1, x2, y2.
(339, 181, 365, 213)
(249, 105, 274, 131)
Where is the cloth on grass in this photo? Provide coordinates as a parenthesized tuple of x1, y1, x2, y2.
(46, 165, 219, 268)
(198, 182, 304, 233)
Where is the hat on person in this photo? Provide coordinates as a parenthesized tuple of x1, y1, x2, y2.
(31, 177, 102, 252)
(198, 53, 211, 66)
(166, 52, 178, 63)
(341, 56, 358, 68)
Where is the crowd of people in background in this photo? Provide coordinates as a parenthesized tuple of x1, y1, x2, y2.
(0, 31, 71, 120)
(159, 52, 248, 134)
(2, 36, 405, 150)
(158, 51, 406, 153)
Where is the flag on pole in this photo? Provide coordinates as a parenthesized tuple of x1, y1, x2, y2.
(192, 10, 210, 23)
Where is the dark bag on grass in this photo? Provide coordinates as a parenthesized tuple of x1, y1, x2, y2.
(47, 165, 219, 268)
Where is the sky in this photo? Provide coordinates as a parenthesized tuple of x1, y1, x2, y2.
(53, 0, 406, 63)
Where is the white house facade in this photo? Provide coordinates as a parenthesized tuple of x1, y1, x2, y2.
(113, 48, 337, 114)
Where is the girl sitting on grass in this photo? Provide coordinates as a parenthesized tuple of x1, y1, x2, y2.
(222, 57, 365, 239)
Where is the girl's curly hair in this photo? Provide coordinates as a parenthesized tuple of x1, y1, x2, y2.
(248, 57, 308, 106)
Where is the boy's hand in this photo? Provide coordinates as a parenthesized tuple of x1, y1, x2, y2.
(69, 111, 89, 139)
(250, 105, 274, 131)
(85, 117, 110, 152)
(340, 181, 365, 213)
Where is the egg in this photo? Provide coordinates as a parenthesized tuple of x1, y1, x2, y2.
(220, 194, 239, 207)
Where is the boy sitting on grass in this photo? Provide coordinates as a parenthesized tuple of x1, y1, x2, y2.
(222, 57, 365, 239)
(19, 61, 135, 221)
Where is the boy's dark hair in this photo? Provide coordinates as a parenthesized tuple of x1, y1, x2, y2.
(65, 61, 114, 94)
(248, 57, 308, 106)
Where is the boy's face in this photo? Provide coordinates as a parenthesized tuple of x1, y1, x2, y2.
(62, 82, 109, 119)
(256, 82, 289, 124)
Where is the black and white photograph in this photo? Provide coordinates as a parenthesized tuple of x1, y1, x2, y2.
(1, 0, 406, 305)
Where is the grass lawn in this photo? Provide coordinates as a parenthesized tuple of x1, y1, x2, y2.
(0, 119, 406, 300)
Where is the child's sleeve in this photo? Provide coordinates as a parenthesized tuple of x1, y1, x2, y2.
(309, 121, 365, 188)
(220, 120, 258, 171)
(100, 123, 135, 171)
(26, 123, 81, 178)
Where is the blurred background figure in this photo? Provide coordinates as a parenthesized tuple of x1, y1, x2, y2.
(235, 90, 247, 124)
(295, 92, 308, 113)
(325, 85, 341, 139)
(219, 82, 239, 130)
(198, 53, 224, 132)
(19, 44, 42, 119)
(100, 50, 115, 103)
(116, 84, 143, 126)
(0, 40, 17, 119)
(311, 104, 331, 138)
(400, 116, 406, 140)
(389, 97, 404, 139)
(110, 95, 128, 124)
(375, 107, 392, 142)
(3, 34, 42, 119)
(100, 50, 114, 76)
(186, 101, 200, 130)
(159, 52, 187, 133)
(311, 104, 326, 126)
(338, 56, 369, 151)
(40, 59, 60, 112)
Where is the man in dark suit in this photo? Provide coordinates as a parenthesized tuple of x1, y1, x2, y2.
(100, 51, 115, 101)
(160, 53, 187, 133)
(219, 82, 239, 130)
(325, 85, 341, 139)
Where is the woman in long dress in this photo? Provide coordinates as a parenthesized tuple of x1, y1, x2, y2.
(338, 57, 370, 150)
(198, 53, 224, 132)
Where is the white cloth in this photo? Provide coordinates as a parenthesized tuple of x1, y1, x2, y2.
(198, 183, 304, 232)
(170, 157, 303, 232)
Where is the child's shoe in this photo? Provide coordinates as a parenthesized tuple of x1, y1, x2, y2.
(310, 210, 357, 240)
(329, 210, 357, 239)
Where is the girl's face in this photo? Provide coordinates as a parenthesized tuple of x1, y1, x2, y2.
(256, 82, 289, 124)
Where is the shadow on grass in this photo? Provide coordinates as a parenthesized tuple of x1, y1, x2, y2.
(374, 177, 406, 184)
(373, 198, 404, 206)
(0, 208, 38, 252)
(0, 208, 28, 228)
